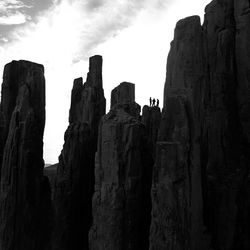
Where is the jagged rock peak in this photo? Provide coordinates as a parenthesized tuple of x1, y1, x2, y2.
(111, 81, 135, 108)
(110, 82, 140, 118)
(89, 96, 153, 250)
(164, 15, 204, 106)
(0, 60, 46, 177)
(1, 60, 45, 133)
(175, 15, 201, 30)
(69, 77, 84, 123)
(0, 60, 52, 250)
(52, 55, 106, 250)
(68, 55, 106, 131)
(86, 55, 103, 88)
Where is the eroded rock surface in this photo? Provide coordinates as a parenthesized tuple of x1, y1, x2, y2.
(150, 1, 250, 249)
(0, 60, 52, 250)
(89, 83, 153, 250)
(150, 16, 207, 250)
(52, 55, 106, 250)
(142, 105, 161, 159)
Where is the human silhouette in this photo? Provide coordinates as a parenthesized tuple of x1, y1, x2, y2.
(150, 97, 152, 107)
(157, 99, 159, 107)
(152, 98, 156, 107)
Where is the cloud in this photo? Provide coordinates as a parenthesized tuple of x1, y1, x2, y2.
(84, 0, 104, 11)
(0, 0, 32, 25)
(0, 12, 31, 25)
(0, 0, 32, 10)
(1, 0, 173, 61)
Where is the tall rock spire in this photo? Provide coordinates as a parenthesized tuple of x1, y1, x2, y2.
(150, 0, 250, 249)
(89, 82, 153, 250)
(0, 60, 52, 250)
(150, 16, 208, 250)
(52, 55, 106, 250)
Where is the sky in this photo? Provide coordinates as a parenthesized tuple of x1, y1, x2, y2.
(0, 0, 211, 164)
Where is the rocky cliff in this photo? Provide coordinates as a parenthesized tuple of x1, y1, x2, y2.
(142, 106, 161, 160)
(89, 82, 154, 250)
(0, 60, 52, 250)
(150, 0, 250, 249)
(52, 55, 106, 250)
(150, 16, 207, 250)
(0, 1, 250, 249)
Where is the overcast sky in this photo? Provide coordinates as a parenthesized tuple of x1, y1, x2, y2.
(0, 0, 211, 164)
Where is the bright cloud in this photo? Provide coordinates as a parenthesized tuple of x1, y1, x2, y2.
(0, 0, 32, 25)
(0, 12, 30, 25)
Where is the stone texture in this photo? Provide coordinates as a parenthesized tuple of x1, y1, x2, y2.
(52, 55, 106, 250)
(44, 164, 58, 199)
(111, 82, 135, 108)
(150, 1, 250, 249)
(69, 56, 106, 143)
(150, 16, 208, 250)
(201, 2, 243, 249)
(0, 60, 52, 250)
(142, 105, 161, 159)
(89, 84, 153, 250)
(111, 82, 140, 119)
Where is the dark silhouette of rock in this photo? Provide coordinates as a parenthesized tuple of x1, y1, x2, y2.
(52, 55, 106, 250)
(142, 105, 161, 159)
(150, 16, 208, 250)
(69, 56, 106, 144)
(111, 82, 141, 119)
(111, 82, 135, 107)
(201, 1, 250, 249)
(0, 60, 52, 250)
(44, 164, 58, 199)
(150, 1, 250, 249)
(89, 83, 153, 250)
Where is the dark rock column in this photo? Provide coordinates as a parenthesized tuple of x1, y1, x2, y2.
(233, 1, 250, 249)
(201, 1, 250, 249)
(142, 105, 161, 159)
(0, 61, 45, 176)
(52, 55, 106, 250)
(0, 60, 52, 250)
(150, 16, 208, 250)
(89, 82, 153, 250)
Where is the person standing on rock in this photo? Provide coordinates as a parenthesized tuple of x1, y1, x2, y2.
(150, 97, 152, 107)
(157, 99, 159, 107)
(152, 98, 156, 106)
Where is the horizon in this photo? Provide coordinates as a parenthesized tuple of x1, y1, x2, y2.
(0, 0, 211, 164)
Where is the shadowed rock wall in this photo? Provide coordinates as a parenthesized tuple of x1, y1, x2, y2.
(0, 60, 52, 250)
(52, 55, 106, 250)
(89, 82, 154, 250)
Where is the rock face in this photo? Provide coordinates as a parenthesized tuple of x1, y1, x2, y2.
(44, 164, 58, 199)
(202, 1, 250, 249)
(142, 106, 161, 159)
(150, 16, 207, 250)
(52, 55, 106, 250)
(69, 56, 106, 143)
(89, 83, 153, 250)
(0, 60, 52, 250)
(111, 82, 141, 119)
(150, 0, 250, 249)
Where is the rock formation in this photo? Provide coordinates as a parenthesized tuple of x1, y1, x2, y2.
(150, 0, 250, 249)
(201, 1, 250, 249)
(111, 82, 141, 119)
(89, 82, 154, 250)
(52, 55, 106, 250)
(44, 164, 58, 199)
(150, 16, 207, 250)
(0, 60, 52, 250)
(142, 106, 161, 159)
